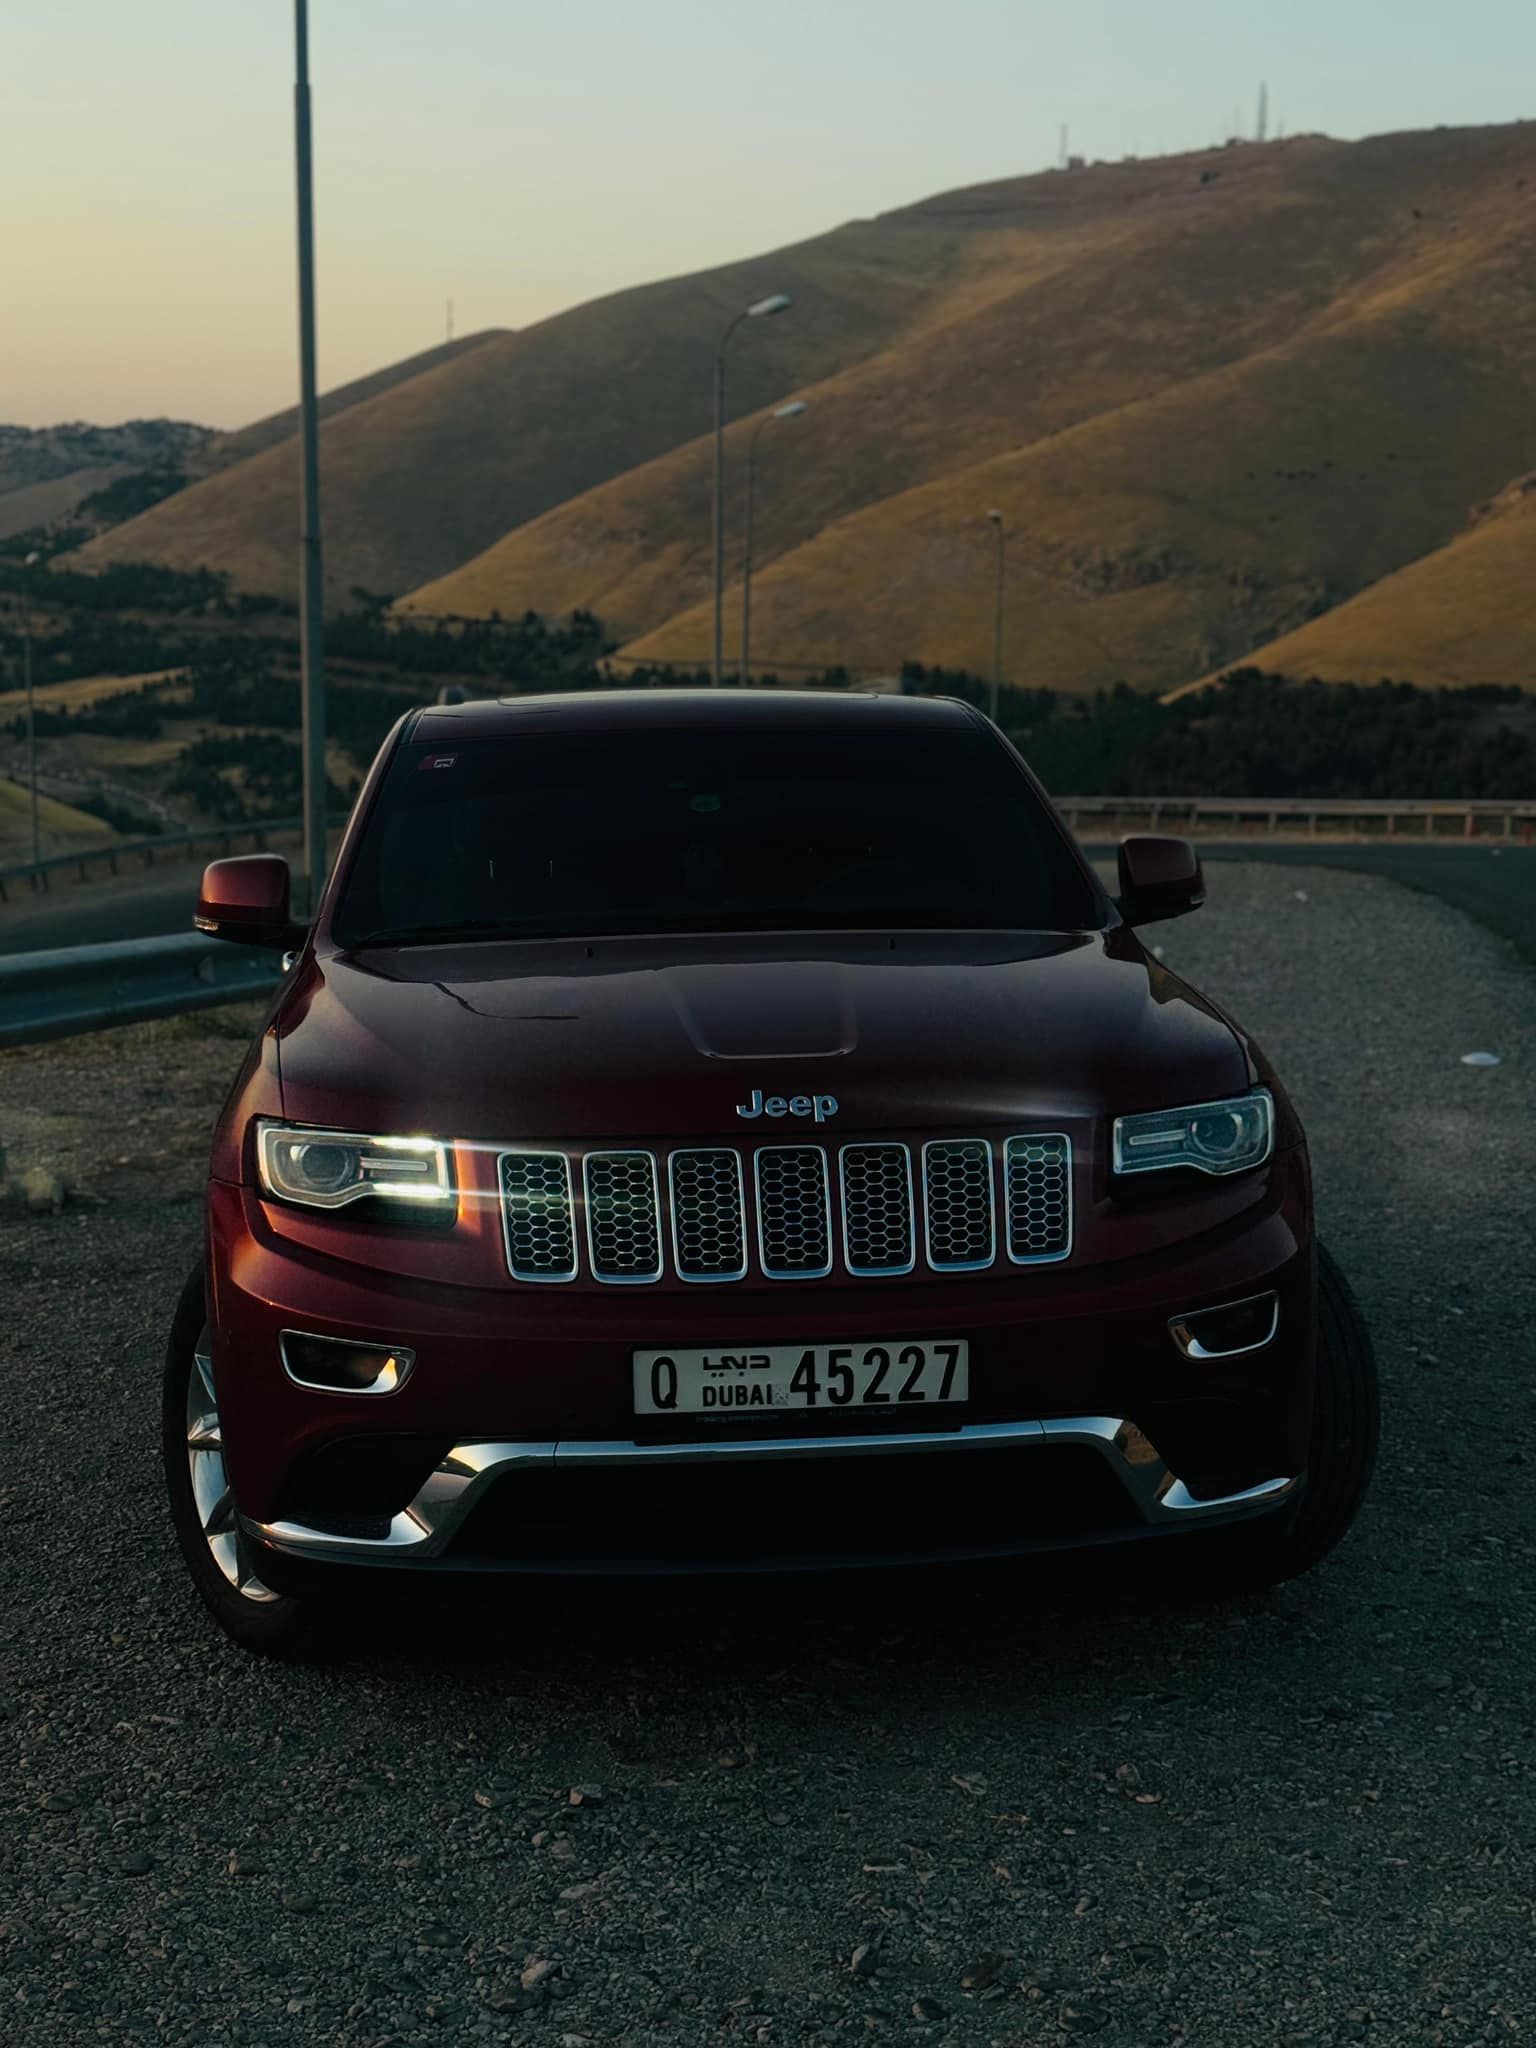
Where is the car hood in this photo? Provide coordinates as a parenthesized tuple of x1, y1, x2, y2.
(274, 930, 1251, 1142)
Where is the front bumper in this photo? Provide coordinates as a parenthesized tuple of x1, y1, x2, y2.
(208, 1148, 1314, 1574)
(245, 1415, 1299, 1578)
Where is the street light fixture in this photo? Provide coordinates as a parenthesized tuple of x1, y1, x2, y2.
(21, 550, 42, 867)
(740, 401, 809, 687)
(712, 292, 792, 686)
(986, 509, 1006, 723)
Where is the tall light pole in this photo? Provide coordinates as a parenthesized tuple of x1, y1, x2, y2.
(712, 292, 791, 686)
(294, 0, 327, 914)
(21, 550, 41, 867)
(986, 509, 1006, 723)
(740, 401, 808, 687)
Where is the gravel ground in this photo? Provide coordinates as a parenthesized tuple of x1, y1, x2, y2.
(2, 862, 1533, 2048)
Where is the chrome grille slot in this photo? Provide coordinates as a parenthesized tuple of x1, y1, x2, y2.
(840, 1142, 915, 1277)
(499, 1150, 579, 1282)
(1004, 1133, 1072, 1263)
(922, 1139, 995, 1270)
(755, 1146, 833, 1280)
(583, 1151, 663, 1284)
(668, 1148, 748, 1283)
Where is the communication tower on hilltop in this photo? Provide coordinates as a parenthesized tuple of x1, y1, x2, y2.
(1257, 82, 1270, 144)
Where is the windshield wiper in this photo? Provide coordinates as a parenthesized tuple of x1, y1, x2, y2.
(340, 919, 536, 949)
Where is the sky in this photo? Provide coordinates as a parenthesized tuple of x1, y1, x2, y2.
(4, 0, 1536, 429)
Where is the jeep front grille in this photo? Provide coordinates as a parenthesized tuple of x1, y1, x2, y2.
(501, 1134, 1072, 1284)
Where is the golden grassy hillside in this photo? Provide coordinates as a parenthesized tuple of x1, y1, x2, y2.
(69, 220, 995, 605)
(407, 124, 1536, 692)
(201, 330, 508, 473)
(1165, 480, 1536, 693)
(0, 467, 124, 540)
(68, 122, 1536, 693)
(0, 778, 115, 864)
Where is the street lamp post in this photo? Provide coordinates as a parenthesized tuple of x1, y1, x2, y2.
(293, 0, 327, 915)
(712, 292, 792, 686)
(986, 509, 1006, 723)
(740, 401, 809, 687)
(21, 550, 41, 867)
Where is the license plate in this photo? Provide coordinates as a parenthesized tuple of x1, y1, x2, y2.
(633, 1340, 969, 1416)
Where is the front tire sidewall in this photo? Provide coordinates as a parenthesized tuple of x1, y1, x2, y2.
(1192, 1241, 1380, 1593)
(161, 1267, 328, 1659)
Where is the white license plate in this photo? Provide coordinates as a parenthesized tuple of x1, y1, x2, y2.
(633, 1340, 969, 1416)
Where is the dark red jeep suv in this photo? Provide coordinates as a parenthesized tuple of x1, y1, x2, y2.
(165, 689, 1377, 1655)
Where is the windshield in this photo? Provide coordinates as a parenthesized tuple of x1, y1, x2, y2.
(330, 722, 1103, 946)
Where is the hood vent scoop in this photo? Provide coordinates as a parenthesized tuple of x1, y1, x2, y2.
(665, 962, 857, 1060)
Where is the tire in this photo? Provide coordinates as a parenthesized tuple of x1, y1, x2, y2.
(1181, 1242, 1380, 1594)
(161, 1267, 334, 1660)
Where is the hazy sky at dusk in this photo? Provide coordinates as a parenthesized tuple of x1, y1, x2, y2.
(5, 0, 1535, 428)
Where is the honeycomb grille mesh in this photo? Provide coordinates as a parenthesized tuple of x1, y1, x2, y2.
(840, 1143, 915, 1275)
(583, 1151, 662, 1282)
(922, 1140, 994, 1269)
(755, 1147, 833, 1279)
(499, 1135, 1072, 1281)
(1004, 1134, 1072, 1262)
(499, 1152, 578, 1281)
(669, 1149, 747, 1281)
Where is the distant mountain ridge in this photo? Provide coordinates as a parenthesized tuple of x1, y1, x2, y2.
(60, 121, 1536, 693)
(0, 419, 213, 498)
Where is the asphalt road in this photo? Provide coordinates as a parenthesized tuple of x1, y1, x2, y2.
(1, 862, 1533, 2048)
(4, 841, 1533, 967)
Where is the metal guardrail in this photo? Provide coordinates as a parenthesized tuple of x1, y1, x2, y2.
(1060, 796, 1536, 838)
(0, 813, 308, 903)
(1, 791, 1533, 1054)
(0, 933, 283, 1050)
(4, 798, 1532, 908)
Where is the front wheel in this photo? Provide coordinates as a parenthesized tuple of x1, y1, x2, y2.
(161, 1268, 332, 1659)
(1184, 1242, 1380, 1593)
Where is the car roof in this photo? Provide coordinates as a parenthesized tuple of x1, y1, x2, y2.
(407, 688, 979, 743)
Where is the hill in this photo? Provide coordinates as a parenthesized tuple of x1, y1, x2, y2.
(0, 468, 127, 542)
(1166, 475, 1536, 694)
(0, 420, 211, 497)
(65, 122, 1536, 692)
(412, 125, 1536, 693)
(201, 330, 508, 473)
(0, 776, 116, 865)
(67, 224, 973, 605)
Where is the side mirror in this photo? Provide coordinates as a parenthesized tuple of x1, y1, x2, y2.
(1116, 835, 1205, 927)
(195, 854, 305, 949)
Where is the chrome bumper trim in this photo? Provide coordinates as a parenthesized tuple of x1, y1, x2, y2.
(1168, 1290, 1280, 1360)
(244, 1416, 1298, 1563)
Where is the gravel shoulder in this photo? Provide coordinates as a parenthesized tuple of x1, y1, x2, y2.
(1, 863, 1533, 2048)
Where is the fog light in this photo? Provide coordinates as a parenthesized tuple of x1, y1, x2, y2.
(1168, 1292, 1279, 1361)
(280, 1331, 415, 1395)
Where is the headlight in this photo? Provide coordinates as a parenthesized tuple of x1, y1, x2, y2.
(255, 1121, 453, 1211)
(1112, 1089, 1274, 1179)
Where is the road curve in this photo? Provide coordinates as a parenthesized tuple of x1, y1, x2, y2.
(0, 861, 1532, 2048)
